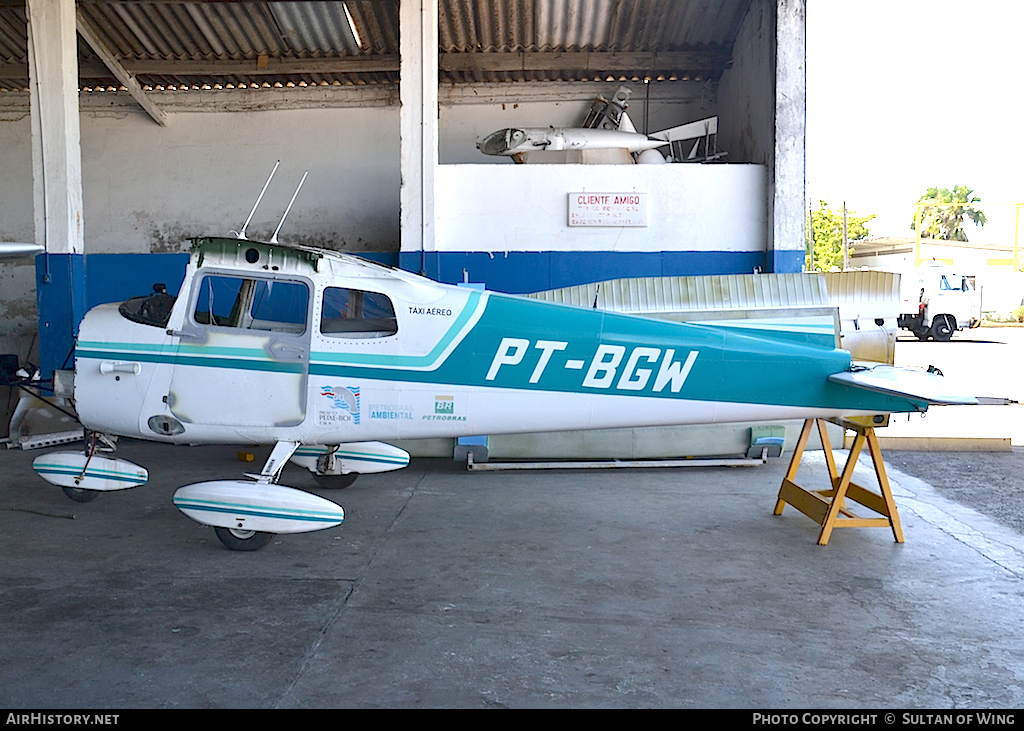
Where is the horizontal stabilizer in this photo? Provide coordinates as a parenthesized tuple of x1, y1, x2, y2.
(829, 365, 979, 406)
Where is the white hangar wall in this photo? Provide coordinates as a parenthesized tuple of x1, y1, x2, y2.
(3, 82, 748, 258)
(0, 105, 402, 254)
(419, 162, 768, 293)
(436, 165, 767, 253)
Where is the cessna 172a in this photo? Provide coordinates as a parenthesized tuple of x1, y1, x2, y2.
(29, 231, 986, 551)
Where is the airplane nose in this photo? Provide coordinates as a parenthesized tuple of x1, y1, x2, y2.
(478, 129, 510, 155)
(478, 128, 528, 155)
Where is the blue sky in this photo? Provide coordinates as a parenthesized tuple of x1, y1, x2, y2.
(806, 0, 1022, 245)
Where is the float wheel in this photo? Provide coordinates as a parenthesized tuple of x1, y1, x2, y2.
(214, 527, 275, 552)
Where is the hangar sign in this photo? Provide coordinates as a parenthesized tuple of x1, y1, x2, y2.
(568, 192, 648, 227)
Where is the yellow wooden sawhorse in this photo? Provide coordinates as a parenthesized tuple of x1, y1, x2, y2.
(774, 417, 904, 545)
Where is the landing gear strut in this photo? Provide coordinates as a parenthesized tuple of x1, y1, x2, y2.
(208, 441, 301, 551)
(172, 441, 345, 552)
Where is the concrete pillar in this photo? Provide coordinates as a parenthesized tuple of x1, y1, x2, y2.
(769, 0, 806, 273)
(399, 0, 438, 275)
(26, 0, 86, 375)
(27, 0, 84, 257)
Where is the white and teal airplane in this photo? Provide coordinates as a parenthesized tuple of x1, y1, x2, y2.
(32, 236, 979, 551)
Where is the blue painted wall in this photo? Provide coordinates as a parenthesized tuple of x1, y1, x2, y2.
(35, 253, 189, 376)
(401, 251, 768, 292)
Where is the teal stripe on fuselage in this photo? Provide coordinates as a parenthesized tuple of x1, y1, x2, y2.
(78, 341, 268, 357)
(76, 347, 305, 375)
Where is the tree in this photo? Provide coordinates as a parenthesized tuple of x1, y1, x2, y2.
(910, 185, 987, 241)
(806, 200, 875, 271)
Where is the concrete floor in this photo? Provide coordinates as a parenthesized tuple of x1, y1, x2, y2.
(2, 438, 1023, 709)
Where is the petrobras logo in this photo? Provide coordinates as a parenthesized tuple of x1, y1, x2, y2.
(423, 395, 465, 421)
(320, 385, 360, 424)
(485, 338, 698, 394)
(435, 395, 454, 414)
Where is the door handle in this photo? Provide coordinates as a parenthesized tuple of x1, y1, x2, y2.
(100, 361, 142, 375)
(268, 342, 306, 360)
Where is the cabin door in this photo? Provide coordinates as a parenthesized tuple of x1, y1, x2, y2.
(168, 273, 311, 427)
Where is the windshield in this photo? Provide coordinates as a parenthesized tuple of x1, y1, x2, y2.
(119, 291, 177, 328)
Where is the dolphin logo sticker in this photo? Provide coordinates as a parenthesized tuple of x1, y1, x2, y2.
(321, 386, 360, 424)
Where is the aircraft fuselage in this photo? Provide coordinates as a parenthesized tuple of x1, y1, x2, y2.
(74, 237, 927, 448)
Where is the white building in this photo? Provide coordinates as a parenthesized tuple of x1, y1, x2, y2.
(851, 237, 1024, 316)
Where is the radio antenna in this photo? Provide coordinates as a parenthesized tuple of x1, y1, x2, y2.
(270, 171, 308, 244)
(234, 160, 279, 240)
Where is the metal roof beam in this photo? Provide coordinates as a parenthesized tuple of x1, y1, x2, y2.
(130, 50, 729, 76)
(0, 82, 707, 114)
(1, 49, 729, 80)
(75, 7, 167, 125)
(442, 50, 732, 75)
(126, 56, 402, 76)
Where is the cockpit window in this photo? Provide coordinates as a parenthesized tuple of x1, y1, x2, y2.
(193, 275, 308, 334)
(119, 288, 177, 328)
(320, 287, 398, 339)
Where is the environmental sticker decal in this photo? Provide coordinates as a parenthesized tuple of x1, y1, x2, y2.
(319, 386, 361, 425)
(369, 403, 413, 420)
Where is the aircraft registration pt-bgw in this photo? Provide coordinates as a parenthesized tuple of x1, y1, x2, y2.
(32, 234, 980, 551)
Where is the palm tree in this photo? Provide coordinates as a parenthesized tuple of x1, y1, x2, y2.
(910, 185, 987, 241)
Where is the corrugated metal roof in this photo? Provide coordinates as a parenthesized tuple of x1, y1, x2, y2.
(272, 2, 361, 54)
(0, 0, 750, 92)
(437, 0, 744, 53)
